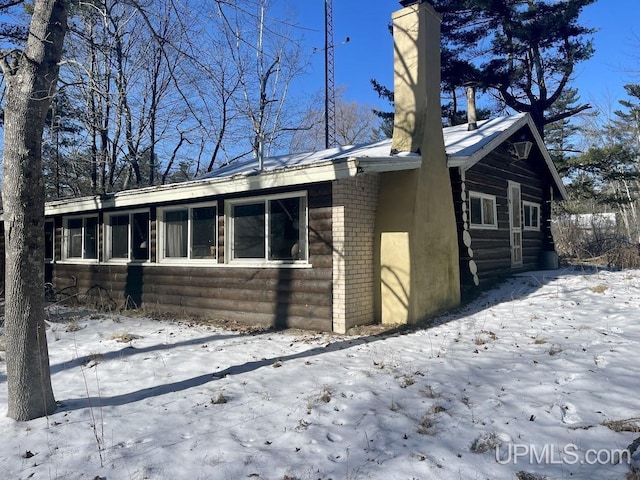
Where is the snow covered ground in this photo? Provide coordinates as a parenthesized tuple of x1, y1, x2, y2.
(1, 266, 639, 480)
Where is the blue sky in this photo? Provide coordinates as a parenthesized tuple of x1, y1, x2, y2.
(285, 0, 640, 113)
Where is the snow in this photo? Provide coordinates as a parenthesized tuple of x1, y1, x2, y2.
(1, 266, 640, 479)
(442, 113, 527, 161)
(196, 115, 526, 182)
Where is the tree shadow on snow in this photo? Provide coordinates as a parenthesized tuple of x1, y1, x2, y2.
(48, 332, 238, 376)
(56, 266, 604, 412)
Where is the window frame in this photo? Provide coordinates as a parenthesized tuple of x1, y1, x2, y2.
(226, 191, 308, 265)
(522, 201, 541, 231)
(469, 191, 498, 230)
(44, 219, 55, 262)
(104, 209, 151, 263)
(157, 201, 218, 263)
(62, 214, 99, 262)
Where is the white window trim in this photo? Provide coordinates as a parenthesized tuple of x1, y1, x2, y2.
(104, 209, 151, 263)
(44, 219, 55, 263)
(61, 214, 99, 263)
(226, 191, 309, 266)
(469, 191, 498, 230)
(522, 201, 541, 231)
(157, 201, 218, 264)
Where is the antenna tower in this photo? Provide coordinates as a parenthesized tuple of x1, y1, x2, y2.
(324, 0, 336, 148)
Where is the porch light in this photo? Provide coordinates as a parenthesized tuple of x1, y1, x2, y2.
(511, 140, 533, 160)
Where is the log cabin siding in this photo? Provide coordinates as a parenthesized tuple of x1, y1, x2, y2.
(50, 182, 334, 331)
(452, 142, 557, 288)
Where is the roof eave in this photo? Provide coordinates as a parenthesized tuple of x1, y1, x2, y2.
(356, 156, 422, 173)
(45, 157, 361, 216)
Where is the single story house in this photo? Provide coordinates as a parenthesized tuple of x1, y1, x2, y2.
(2, 1, 566, 333)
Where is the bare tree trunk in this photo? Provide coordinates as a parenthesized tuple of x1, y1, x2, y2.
(0, 0, 68, 421)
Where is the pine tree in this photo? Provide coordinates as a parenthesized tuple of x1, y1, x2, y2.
(566, 84, 640, 241)
(431, 0, 595, 137)
(544, 88, 590, 174)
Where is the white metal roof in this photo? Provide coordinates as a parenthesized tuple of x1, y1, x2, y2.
(443, 113, 528, 165)
(197, 140, 420, 180)
(443, 113, 567, 199)
(43, 112, 565, 216)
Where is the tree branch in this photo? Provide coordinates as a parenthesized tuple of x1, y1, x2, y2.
(544, 103, 592, 125)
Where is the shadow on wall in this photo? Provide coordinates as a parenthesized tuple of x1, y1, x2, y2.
(125, 264, 143, 309)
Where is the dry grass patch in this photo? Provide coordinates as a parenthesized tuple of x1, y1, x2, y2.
(602, 417, 640, 433)
(109, 332, 142, 343)
(517, 472, 548, 480)
(626, 470, 640, 480)
(590, 284, 608, 294)
(474, 330, 498, 345)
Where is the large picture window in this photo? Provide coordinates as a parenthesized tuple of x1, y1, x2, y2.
(159, 203, 217, 261)
(469, 192, 498, 229)
(105, 211, 150, 261)
(228, 193, 307, 263)
(63, 215, 98, 260)
(523, 202, 540, 231)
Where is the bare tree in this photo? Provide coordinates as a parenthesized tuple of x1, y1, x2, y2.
(42, 0, 315, 196)
(56, 0, 192, 194)
(290, 89, 384, 153)
(1, 0, 68, 421)
(214, 0, 309, 163)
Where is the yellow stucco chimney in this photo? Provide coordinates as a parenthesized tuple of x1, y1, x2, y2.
(391, 1, 441, 154)
(374, 0, 460, 326)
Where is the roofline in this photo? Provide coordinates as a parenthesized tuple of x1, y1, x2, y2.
(44, 154, 422, 216)
(41, 113, 566, 216)
(45, 157, 357, 215)
(447, 114, 567, 200)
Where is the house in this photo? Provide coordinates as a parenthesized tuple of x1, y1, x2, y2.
(2, 1, 565, 333)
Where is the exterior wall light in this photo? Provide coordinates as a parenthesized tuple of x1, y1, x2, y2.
(511, 140, 533, 160)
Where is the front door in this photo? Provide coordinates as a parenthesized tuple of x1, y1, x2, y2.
(508, 181, 522, 266)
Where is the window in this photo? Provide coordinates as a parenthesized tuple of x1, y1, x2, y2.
(159, 203, 217, 261)
(523, 202, 540, 231)
(63, 215, 98, 260)
(105, 211, 150, 261)
(469, 192, 497, 229)
(228, 193, 307, 263)
(44, 220, 55, 261)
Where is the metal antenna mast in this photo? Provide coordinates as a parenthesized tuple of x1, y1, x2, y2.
(324, 0, 336, 149)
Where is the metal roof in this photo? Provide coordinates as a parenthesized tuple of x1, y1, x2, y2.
(43, 112, 566, 215)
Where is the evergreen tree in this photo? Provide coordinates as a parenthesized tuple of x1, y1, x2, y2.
(565, 84, 640, 241)
(371, 79, 394, 138)
(431, 0, 595, 137)
(544, 88, 590, 174)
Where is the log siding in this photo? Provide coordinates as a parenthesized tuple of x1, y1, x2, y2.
(452, 138, 557, 289)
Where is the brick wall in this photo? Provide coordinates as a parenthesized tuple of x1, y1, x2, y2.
(332, 174, 380, 333)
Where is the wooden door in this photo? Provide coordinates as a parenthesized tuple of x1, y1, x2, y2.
(508, 181, 522, 266)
